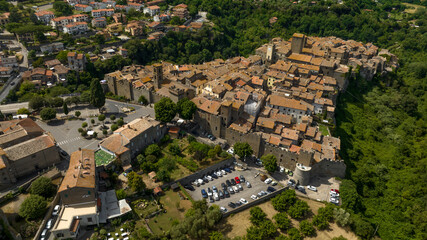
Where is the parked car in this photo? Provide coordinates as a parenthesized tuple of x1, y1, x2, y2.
(224, 168, 232, 173)
(198, 179, 204, 185)
(297, 186, 306, 194)
(227, 148, 234, 154)
(184, 185, 195, 191)
(221, 183, 227, 190)
(240, 175, 246, 182)
(307, 185, 317, 192)
(331, 189, 340, 194)
(212, 186, 218, 192)
(271, 181, 277, 186)
(224, 189, 230, 197)
(217, 171, 222, 177)
(251, 195, 258, 200)
(234, 177, 241, 184)
(221, 169, 227, 175)
(246, 181, 252, 188)
(239, 198, 248, 204)
(228, 202, 236, 208)
(237, 184, 243, 191)
(201, 189, 208, 198)
(330, 197, 339, 204)
(211, 173, 218, 179)
(220, 207, 227, 213)
(203, 177, 209, 183)
(228, 187, 234, 194)
(193, 180, 200, 187)
(257, 192, 264, 197)
(267, 186, 276, 192)
(232, 185, 239, 193)
(207, 188, 213, 196)
(206, 175, 213, 181)
(264, 178, 272, 184)
(52, 205, 60, 216)
(235, 201, 242, 207)
(255, 161, 263, 166)
(46, 219, 53, 229)
(41, 229, 48, 239)
(213, 192, 219, 201)
(231, 179, 236, 185)
(209, 196, 214, 203)
(226, 180, 232, 187)
(209, 135, 216, 141)
(287, 179, 296, 187)
(219, 190, 224, 199)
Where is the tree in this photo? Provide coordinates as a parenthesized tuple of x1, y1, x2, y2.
(157, 157, 176, 172)
(299, 220, 315, 237)
(287, 228, 302, 240)
(333, 208, 351, 227)
(209, 231, 224, 240)
(177, 98, 197, 120)
(157, 168, 171, 182)
(145, 144, 161, 157)
(53, 1, 73, 16)
(138, 95, 148, 105)
(91, 119, 95, 124)
(261, 154, 277, 173)
(40, 108, 57, 121)
(75, 111, 81, 118)
(154, 97, 177, 122)
(29, 96, 46, 111)
(30, 177, 56, 198)
(82, 122, 88, 128)
(273, 212, 291, 231)
(89, 79, 105, 109)
(110, 114, 116, 121)
(17, 108, 30, 115)
(127, 171, 146, 192)
(19, 195, 46, 219)
(63, 102, 69, 115)
(288, 200, 310, 219)
(233, 142, 253, 160)
(111, 124, 119, 131)
(169, 144, 181, 156)
(250, 206, 267, 226)
(97, 114, 105, 124)
(117, 119, 124, 126)
(272, 189, 297, 212)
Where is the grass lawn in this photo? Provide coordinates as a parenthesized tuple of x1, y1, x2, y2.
(403, 3, 426, 14)
(95, 149, 115, 166)
(318, 124, 329, 136)
(147, 190, 192, 235)
(131, 196, 159, 218)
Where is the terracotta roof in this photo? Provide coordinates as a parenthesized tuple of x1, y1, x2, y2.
(268, 94, 307, 111)
(289, 145, 300, 153)
(281, 128, 299, 141)
(288, 53, 312, 63)
(301, 139, 322, 153)
(35, 10, 54, 16)
(257, 117, 275, 129)
(100, 134, 129, 155)
(58, 149, 95, 192)
(198, 99, 221, 115)
(296, 123, 307, 132)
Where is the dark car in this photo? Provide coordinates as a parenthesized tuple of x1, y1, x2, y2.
(231, 179, 236, 185)
(219, 190, 224, 199)
(224, 168, 232, 173)
(226, 180, 232, 187)
(267, 186, 276, 192)
(224, 189, 230, 197)
(235, 201, 242, 206)
(201, 189, 207, 198)
(184, 185, 195, 191)
(211, 173, 218, 179)
(240, 175, 246, 182)
(221, 183, 227, 190)
(228, 202, 236, 208)
(209, 196, 214, 203)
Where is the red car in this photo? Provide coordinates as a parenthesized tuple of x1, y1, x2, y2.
(331, 189, 340, 193)
(235, 177, 241, 184)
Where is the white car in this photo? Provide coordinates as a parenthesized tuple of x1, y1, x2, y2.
(330, 198, 339, 204)
(216, 171, 222, 177)
(264, 178, 272, 184)
(233, 185, 239, 193)
(280, 166, 285, 173)
(239, 198, 248, 204)
(228, 186, 234, 194)
(46, 219, 53, 229)
(251, 195, 258, 200)
(246, 181, 252, 188)
(52, 205, 60, 216)
(307, 185, 317, 192)
(227, 148, 234, 154)
(206, 175, 213, 181)
(271, 181, 277, 186)
(197, 179, 204, 185)
(213, 192, 219, 201)
(237, 184, 243, 191)
(330, 191, 339, 197)
(220, 207, 228, 213)
(221, 169, 227, 175)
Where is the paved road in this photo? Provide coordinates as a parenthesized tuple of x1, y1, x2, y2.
(0, 74, 21, 103)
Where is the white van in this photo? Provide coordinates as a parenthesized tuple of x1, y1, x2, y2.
(41, 229, 48, 238)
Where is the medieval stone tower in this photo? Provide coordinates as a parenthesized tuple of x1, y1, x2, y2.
(153, 63, 163, 89)
(291, 33, 306, 54)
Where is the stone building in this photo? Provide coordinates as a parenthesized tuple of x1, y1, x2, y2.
(0, 119, 60, 189)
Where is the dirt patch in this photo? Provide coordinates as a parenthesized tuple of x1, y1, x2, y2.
(1, 194, 30, 214)
(219, 197, 358, 240)
(141, 174, 161, 189)
(403, 3, 425, 14)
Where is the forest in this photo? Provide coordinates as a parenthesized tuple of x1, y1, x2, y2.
(158, 0, 425, 239)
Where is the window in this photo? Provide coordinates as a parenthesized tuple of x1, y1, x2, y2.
(65, 194, 68, 198)
(87, 217, 93, 222)
(57, 233, 64, 238)
(88, 191, 91, 195)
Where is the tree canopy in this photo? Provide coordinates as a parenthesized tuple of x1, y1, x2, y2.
(89, 79, 105, 109)
(177, 98, 197, 120)
(261, 154, 277, 173)
(19, 195, 47, 219)
(30, 177, 56, 198)
(233, 142, 253, 159)
(154, 97, 177, 122)
(40, 108, 57, 121)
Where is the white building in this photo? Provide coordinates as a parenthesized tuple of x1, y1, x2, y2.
(266, 94, 311, 122)
(91, 9, 115, 18)
(35, 10, 55, 25)
(143, 5, 160, 16)
(63, 22, 88, 35)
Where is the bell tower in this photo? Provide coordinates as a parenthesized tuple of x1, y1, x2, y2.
(153, 63, 163, 89)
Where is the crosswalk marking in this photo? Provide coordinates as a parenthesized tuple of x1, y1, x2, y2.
(57, 137, 82, 146)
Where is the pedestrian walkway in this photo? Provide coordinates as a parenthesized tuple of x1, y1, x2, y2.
(57, 137, 82, 146)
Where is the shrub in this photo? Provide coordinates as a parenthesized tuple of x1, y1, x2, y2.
(145, 144, 161, 157)
(110, 124, 119, 131)
(19, 195, 47, 219)
(30, 177, 55, 198)
(288, 200, 310, 219)
(299, 220, 315, 237)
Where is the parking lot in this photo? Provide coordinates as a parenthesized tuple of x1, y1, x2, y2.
(186, 163, 284, 212)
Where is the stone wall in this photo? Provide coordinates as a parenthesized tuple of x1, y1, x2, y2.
(310, 159, 346, 179)
(223, 128, 262, 157)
